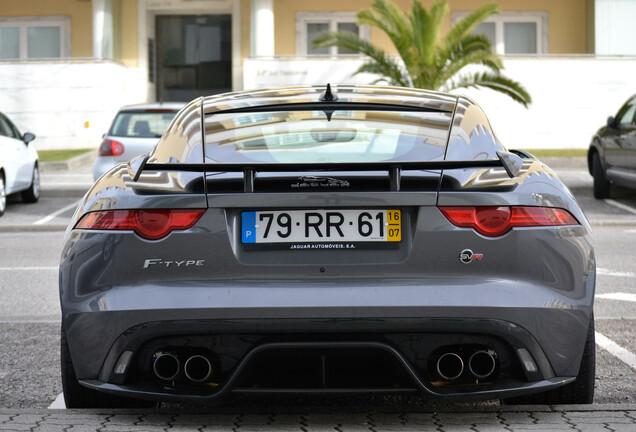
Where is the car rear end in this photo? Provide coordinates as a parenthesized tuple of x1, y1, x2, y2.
(92, 103, 185, 180)
(60, 87, 594, 406)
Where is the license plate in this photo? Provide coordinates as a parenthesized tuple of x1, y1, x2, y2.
(241, 209, 401, 244)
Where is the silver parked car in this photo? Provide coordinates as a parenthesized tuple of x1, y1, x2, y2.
(60, 85, 595, 408)
(0, 111, 39, 216)
(92, 102, 186, 180)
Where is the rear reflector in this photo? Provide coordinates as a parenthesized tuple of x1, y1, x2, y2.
(75, 209, 205, 240)
(438, 206, 579, 237)
(99, 139, 124, 156)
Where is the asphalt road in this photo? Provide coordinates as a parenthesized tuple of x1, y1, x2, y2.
(0, 159, 635, 412)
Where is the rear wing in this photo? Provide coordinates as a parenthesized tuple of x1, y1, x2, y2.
(129, 151, 523, 193)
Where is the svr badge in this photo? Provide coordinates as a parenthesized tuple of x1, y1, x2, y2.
(460, 249, 483, 264)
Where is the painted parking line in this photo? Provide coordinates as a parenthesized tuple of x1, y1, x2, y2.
(597, 268, 636, 278)
(32, 201, 79, 226)
(596, 332, 636, 372)
(596, 293, 636, 302)
(604, 199, 636, 216)
(49, 393, 65, 409)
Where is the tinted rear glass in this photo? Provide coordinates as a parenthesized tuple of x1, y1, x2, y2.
(109, 110, 178, 138)
(204, 109, 451, 163)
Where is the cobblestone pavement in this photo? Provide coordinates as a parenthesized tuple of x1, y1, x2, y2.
(0, 405, 635, 431)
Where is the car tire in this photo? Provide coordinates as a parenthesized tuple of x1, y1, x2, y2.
(21, 164, 40, 203)
(0, 175, 6, 217)
(502, 314, 595, 405)
(61, 324, 155, 408)
(592, 153, 610, 199)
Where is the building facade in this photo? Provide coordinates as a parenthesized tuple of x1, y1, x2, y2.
(0, 0, 635, 149)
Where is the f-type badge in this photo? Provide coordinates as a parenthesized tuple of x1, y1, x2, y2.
(460, 249, 483, 264)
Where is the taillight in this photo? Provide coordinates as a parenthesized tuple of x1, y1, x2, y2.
(75, 209, 205, 240)
(438, 206, 579, 237)
(99, 139, 124, 156)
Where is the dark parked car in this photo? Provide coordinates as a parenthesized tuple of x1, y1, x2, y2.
(60, 85, 595, 408)
(588, 94, 636, 198)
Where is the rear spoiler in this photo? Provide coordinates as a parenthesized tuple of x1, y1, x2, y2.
(128, 151, 523, 192)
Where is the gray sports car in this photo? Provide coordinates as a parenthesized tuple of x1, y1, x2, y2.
(59, 85, 595, 408)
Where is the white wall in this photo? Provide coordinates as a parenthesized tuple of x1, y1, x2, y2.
(244, 56, 636, 150)
(0, 60, 147, 150)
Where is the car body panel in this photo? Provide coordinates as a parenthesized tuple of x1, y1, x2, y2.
(61, 85, 595, 405)
(0, 111, 38, 195)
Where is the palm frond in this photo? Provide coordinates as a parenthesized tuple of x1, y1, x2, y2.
(444, 71, 532, 108)
(312, 31, 410, 87)
(311, 0, 532, 107)
(358, 0, 414, 64)
(444, 2, 499, 48)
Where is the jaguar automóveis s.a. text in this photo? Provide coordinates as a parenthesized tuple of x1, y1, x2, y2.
(59, 85, 595, 408)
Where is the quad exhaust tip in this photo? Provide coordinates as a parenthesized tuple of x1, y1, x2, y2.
(153, 353, 180, 381)
(436, 352, 464, 380)
(184, 355, 213, 383)
(436, 350, 497, 381)
(468, 350, 497, 379)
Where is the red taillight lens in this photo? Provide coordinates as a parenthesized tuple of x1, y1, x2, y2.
(439, 206, 579, 237)
(75, 209, 205, 240)
(99, 139, 124, 156)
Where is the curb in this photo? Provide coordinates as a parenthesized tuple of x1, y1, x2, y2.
(40, 151, 96, 172)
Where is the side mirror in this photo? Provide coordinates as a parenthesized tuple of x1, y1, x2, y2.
(22, 132, 36, 144)
(607, 116, 617, 128)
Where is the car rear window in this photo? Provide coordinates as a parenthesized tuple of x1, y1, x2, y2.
(203, 109, 452, 164)
(109, 110, 178, 138)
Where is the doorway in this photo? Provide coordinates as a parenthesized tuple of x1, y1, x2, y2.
(156, 15, 232, 102)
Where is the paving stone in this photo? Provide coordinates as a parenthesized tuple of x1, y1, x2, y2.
(304, 413, 370, 423)
(504, 425, 573, 431)
(499, 413, 535, 425)
(238, 427, 304, 432)
(531, 412, 568, 424)
(0, 424, 33, 431)
(573, 425, 611, 432)
(437, 426, 475, 432)
(31, 426, 70, 432)
(7, 414, 46, 424)
(99, 426, 169, 432)
(171, 414, 236, 427)
(103, 414, 143, 425)
(0, 414, 14, 423)
(605, 425, 636, 432)
(436, 413, 501, 425)
(401, 413, 437, 426)
(471, 425, 509, 432)
(68, 426, 114, 432)
(567, 412, 632, 421)
(45, 417, 105, 426)
(567, 416, 634, 424)
(136, 414, 175, 426)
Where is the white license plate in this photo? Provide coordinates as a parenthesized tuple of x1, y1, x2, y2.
(241, 209, 401, 244)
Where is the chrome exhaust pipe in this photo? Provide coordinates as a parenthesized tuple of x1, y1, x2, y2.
(153, 353, 180, 381)
(468, 350, 496, 379)
(436, 352, 464, 380)
(184, 355, 213, 383)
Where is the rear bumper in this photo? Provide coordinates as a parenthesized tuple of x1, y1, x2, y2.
(63, 301, 591, 404)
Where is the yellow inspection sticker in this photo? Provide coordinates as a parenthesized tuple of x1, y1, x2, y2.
(387, 209, 402, 242)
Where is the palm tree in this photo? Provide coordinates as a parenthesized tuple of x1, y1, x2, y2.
(312, 0, 531, 107)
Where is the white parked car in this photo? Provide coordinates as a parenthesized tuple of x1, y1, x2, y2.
(0, 111, 39, 217)
(92, 102, 186, 180)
